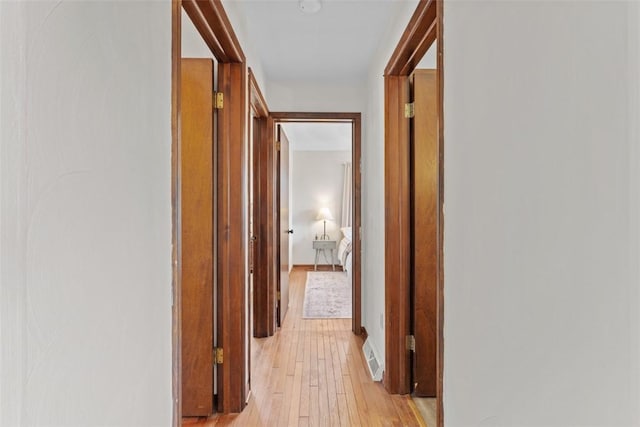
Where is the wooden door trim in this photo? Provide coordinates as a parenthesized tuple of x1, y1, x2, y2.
(249, 69, 269, 118)
(436, 4, 445, 426)
(383, 0, 445, 426)
(385, 0, 437, 76)
(270, 112, 358, 122)
(182, 0, 245, 63)
(384, 75, 412, 394)
(216, 62, 248, 414)
(172, 0, 249, 420)
(352, 114, 362, 337)
(275, 124, 287, 327)
(266, 116, 277, 332)
(270, 112, 362, 336)
(249, 69, 274, 338)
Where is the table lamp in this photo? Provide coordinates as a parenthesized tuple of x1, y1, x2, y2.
(316, 207, 334, 240)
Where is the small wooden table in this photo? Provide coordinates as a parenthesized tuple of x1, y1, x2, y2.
(313, 239, 336, 271)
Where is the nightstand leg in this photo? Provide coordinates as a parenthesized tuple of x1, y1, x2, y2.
(314, 248, 318, 271)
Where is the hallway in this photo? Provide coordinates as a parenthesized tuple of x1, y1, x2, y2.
(183, 267, 424, 426)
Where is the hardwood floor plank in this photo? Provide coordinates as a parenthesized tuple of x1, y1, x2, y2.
(266, 392, 284, 426)
(330, 333, 345, 394)
(309, 322, 319, 387)
(317, 320, 326, 360)
(287, 329, 300, 376)
(277, 374, 295, 426)
(317, 354, 329, 427)
(342, 375, 362, 427)
(395, 395, 428, 427)
(296, 326, 305, 362)
(300, 320, 312, 417)
(287, 361, 304, 426)
(309, 386, 319, 427)
(182, 267, 421, 427)
(336, 394, 351, 426)
(323, 329, 340, 426)
(345, 364, 370, 426)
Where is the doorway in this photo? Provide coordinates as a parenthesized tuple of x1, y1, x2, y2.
(271, 112, 362, 335)
(173, 0, 249, 419)
(277, 121, 353, 325)
(383, 0, 444, 426)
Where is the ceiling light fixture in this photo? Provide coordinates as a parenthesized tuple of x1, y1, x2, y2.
(298, 0, 321, 14)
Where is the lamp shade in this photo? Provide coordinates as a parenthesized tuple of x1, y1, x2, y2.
(316, 207, 334, 221)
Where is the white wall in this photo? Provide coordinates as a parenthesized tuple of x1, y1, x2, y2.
(417, 40, 437, 69)
(291, 150, 351, 265)
(443, 1, 640, 425)
(0, 2, 172, 426)
(222, 0, 268, 99)
(267, 80, 366, 113)
(630, 7, 640, 403)
(182, 9, 217, 61)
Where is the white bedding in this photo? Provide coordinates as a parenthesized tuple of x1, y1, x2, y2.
(337, 238, 352, 267)
(338, 227, 353, 273)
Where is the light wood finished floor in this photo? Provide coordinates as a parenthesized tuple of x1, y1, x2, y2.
(183, 266, 424, 426)
(412, 397, 436, 427)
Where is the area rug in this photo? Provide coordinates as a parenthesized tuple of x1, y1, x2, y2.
(302, 272, 352, 319)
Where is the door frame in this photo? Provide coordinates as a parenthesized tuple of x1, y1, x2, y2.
(172, 0, 248, 418)
(247, 67, 270, 398)
(249, 69, 276, 338)
(383, 0, 444, 426)
(270, 112, 362, 336)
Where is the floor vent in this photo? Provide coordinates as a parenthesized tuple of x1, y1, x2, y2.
(362, 338, 383, 381)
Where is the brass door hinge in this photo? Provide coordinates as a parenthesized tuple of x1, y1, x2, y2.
(214, 92, 224, 109)
(406, 335, 415, 352)
(276, 141, 281, 151)
(213, 347, 223, 364)
(277, 290, 281, 300)
(404, 102, 415, 118)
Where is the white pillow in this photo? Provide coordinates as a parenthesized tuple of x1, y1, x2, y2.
(340, 227, 352, 241)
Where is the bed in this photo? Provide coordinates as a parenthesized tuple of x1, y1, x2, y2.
(337, 227, 353, 281)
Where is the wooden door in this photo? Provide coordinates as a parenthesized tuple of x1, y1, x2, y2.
(181, 58, 215, 416)
(251, 116, 276, 338)
(246, 115, 257, 400)
(276, 125, 291, 326)
(411, 69, 438, 397)
(215, 62, 248, 413)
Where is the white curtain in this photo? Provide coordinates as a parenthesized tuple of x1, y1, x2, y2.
(341, 162, 352, 227)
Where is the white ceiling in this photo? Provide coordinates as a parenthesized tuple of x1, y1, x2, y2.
(228, 0, 415, 84)
(224, 1, 420, 150)
(282, 122, 352, 151)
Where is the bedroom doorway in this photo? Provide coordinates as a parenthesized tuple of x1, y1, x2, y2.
(384, 0, 444, 426)
(271, 113, 362, 335)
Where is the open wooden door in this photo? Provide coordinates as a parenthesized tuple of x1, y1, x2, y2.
(410, 69, 439, 397)
(276, 125, 291, 326)
(177, 0, 249, 416)
(180, 58, 215, 416)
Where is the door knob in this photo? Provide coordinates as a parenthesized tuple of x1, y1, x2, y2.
(287, 229, 294, 234)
